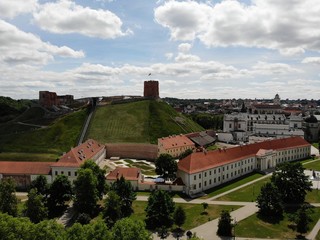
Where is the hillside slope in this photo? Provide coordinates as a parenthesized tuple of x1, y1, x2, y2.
(86, 100, 204, 144)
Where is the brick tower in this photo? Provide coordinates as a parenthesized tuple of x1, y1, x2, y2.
(143, 80, 159, 99)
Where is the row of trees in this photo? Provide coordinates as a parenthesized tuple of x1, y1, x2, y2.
(0, 213, 151, 240)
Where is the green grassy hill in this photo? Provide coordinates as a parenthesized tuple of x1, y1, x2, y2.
(86, 100, 204, 144)
(0, 110, 87, 161)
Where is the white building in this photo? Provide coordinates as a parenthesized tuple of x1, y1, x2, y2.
(177, 136, 310, 196)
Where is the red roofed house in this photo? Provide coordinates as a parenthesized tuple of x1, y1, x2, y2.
(51, 139, 105, 183)
(106, 167, 143, 190)
(177, 136, 311, 196)
(0, 162, 52, 189)
(158, 135, 195, 158)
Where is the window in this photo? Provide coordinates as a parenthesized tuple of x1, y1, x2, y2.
(194, 175, 196, 181)
(199, 174, 201, 179)
(199, 183, 201, 188)
(55, 171, 58, 176)
(204, 172, 207, 177)
(209, 179, 212, 184)
(193, 185, 196, 190)
(214, 169, 216, 174)
(204, 181, 207, 187)
(222, 167, 225, 171)
(75, 172, 77, 177)
(61, 171, 64, 175)
(209, 171, 212, 175)
(68, 171, 71, 176)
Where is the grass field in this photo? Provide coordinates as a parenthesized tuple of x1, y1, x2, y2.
(303, 159, 320, 171)
(0, 152, 58, 162)
(0, 110, 87, 159)
(236, 207, 320, 239)
(130, 201, 241, 230)
(87, 100, 203, 144)
(200, 173, 264, 199)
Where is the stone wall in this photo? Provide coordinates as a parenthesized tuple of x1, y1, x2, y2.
(105, 143, 158, 160)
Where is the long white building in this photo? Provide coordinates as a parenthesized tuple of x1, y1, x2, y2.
(177, 136, 310, 196)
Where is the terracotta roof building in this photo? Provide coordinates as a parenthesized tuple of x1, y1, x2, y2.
(51, 139, 105, 182)
(0, 162, 52, 189)
(106, 167, 142, 190)
(177, 136, 311, 196)
(158, 135, 195, 158)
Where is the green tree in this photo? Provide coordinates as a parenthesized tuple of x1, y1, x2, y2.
(111, 218, 151, 240)
(30, 175, 49, 196)
(290, 204, 313, 236)
(271, 162, 312, 204)
(0, 178, 18, 216)
(74, 168, 99, 215)
(81, 160, 106, 199)
(0, 213, 34, 240)
(65, 223, 86, 240)
(155, 153, 177, 179)
(47, 175, 73, 216)
(145, 190, 175, 229)
(33, 220, 64, 240)
(216, 210, 233, 237)
(24, 188, 48, 223)
(111, 176, 136, 217)
(256, 182, 283, 217)
(103, 191, 122, 228)
(84, 219, 111, 240)
(178, 148, 193, 160)
(173, 205, 186, 229)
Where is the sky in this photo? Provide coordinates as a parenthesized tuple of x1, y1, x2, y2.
(1, 0, 320, 100)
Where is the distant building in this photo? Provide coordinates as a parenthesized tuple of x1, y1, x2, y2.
(178, 136, 311, 196)
(106, 167, 143, 190)
(158, 135, 195, 158)
(144, 80, 159, 99)
(39, 91, 74, 108)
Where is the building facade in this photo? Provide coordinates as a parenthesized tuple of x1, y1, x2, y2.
(177, 136, 311, 196)
(158, 135, 196, 158)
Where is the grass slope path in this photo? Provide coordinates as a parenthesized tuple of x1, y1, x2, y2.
(87, 100, 203, 144)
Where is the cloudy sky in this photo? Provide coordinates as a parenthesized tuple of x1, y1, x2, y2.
(1, 0, 320, 100)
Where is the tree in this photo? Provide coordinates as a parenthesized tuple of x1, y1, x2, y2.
(111, 218, 151, 240)
(33, 220, 64, 240)
(73, 168, 99, 215)
(103, 191, 122, 228)
(256, 182, 283, 217)
(155, 153, 178, 179)
(201, 202, 209, 213)
(0, 178, 18, 216)
(110, 176, 136, 217)
(173, 205, 186, 229)
(178, 148, 193, 160)
(145, 190, 175, 229)
(30, 175, 49, 196)
(289, 204, 313, 236)
(47, 175, 73, 216)
(0, 213, 34, 240)
(84, 219, 111, 240)
(81, 160, 106, 199)
(271, 162, 312, 204)
(217, 210, 233, 237)
(24, 188, 48, 223)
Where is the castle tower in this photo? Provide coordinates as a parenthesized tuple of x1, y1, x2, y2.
(273, 93, 280, 105)
(144, 80, 159, 99)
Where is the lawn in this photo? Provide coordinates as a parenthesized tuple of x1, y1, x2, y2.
(306, 189, 320, 203)
(131, 201, 241, 230)
(200, 173, 264, 199)
(236, 207, 320, 239)
(87, 100, 203, 144)
(0, 110, 86, 158)
(0, 152, 58, 162)
(303, 159, 320, 171)
(215, 176, 270, 202)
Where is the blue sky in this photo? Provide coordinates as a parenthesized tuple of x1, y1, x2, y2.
(1, 0, 320, 100)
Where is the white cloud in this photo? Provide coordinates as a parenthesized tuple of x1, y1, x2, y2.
(33, 0, 130, 39)
(155, 0, 320, 53)
(251, 61, 303, 75)
(0, 20, 84, 65)
(302, 57, 320, 65)
(0, 0, 38, 18)
(175, 53, 200, 62)
(178, 43, 192, 53)
(165, 53, 174, 60)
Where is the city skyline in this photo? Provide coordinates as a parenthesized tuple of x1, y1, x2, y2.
(1, 0, 320, 100)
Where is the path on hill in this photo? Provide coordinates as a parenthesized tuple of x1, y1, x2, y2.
(77, 101, 96, 145)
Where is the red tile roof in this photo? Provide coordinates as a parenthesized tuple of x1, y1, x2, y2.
(178, 136, 310, 174)
(159, 135, 195, 149)
(52, 139, 104, 167)
(0, 161, 52, 175)
(106, 167, 141, 181)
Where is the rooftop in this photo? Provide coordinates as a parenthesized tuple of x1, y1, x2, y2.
(0, 161, 52, 175)
(159, 134, 195, 149)
(106, 167, 141, 181)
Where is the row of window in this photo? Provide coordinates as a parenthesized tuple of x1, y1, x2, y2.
(54, 170, 76, 177)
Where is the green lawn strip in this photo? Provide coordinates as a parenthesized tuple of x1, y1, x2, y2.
(123, 159, 134, 164)
(301, 158, 318, 165)
(206, 145, 218, 151)
(306, 189, 320, 203)
(131, 201, 241, 230)
(215, 176, 270, 202)
(303, 159, 320, 171)
(0, 152, 58, 162)
(236, 207, 320, 239)
(200, 173, 264, 199)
